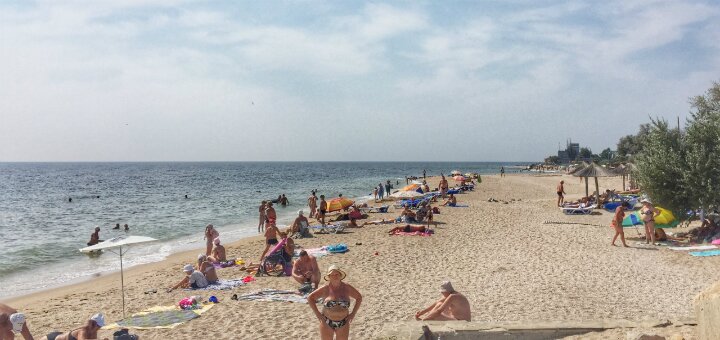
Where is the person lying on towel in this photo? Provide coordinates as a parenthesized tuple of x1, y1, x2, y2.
(388, 225, 430, 235)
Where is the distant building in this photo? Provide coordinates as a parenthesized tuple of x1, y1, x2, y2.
(557, 139, 581, 164)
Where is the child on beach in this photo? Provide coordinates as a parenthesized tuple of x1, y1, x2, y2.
(611, 205, 628, 247)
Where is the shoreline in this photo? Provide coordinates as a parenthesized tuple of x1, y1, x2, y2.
(5, 173, 720, 340)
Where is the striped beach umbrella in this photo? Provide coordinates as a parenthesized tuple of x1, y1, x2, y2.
(622, 206, 679, 229)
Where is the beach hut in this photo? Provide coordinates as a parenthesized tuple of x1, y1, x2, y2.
(612, 163, 636, 191)
(571, 162, 616, 205)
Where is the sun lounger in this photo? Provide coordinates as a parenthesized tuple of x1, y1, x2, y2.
(561, 204, 596, 215)
(309, 224, 345, 234)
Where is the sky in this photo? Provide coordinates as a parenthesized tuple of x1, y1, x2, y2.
(1, 0, 719, 162)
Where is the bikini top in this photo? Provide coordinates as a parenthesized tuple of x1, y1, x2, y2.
(324, 300, 350, 308)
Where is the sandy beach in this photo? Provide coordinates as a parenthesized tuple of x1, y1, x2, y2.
(5, 174, 720, 339)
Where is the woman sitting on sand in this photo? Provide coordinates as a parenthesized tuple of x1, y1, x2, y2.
(279, 231, 295, 264)
(41, 313, 105, 340)
(307, 265, 362, 340)
(398, 205, 416, 223)
(441, 194, 457, 207)
(197, 254, 218, 283)
(208, 238, 226, 263)
(388, 225, 431, 235)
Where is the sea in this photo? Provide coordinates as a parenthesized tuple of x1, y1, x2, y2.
(0, 162, 527, 298)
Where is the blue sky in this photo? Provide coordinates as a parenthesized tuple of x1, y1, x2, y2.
(1, 0, 719, 161)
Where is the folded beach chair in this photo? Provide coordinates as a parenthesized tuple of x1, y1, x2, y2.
(258, 238, 289, 277)
(561, 204, 596, 215)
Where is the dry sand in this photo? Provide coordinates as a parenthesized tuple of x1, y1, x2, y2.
(5, 174, 720, 339)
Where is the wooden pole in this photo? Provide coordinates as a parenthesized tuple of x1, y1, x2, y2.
(585, 177, 589, 197)
(594, 176, 600, 205)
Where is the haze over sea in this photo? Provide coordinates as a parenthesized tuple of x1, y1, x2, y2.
(0, 161, 523, 298)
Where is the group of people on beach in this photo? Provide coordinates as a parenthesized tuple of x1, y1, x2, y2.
(1, 302, 113, 340)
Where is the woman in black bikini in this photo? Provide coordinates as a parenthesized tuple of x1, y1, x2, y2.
(640, 199, 660, 244)
(42, 313, 104, 340)
(307, 265, 362, 340)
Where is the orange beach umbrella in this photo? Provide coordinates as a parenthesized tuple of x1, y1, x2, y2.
(326, 197, 354, 212)
(401, 184, 421, 192)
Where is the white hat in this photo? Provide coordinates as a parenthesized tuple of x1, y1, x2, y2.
(197, 254, 206, 261)
(640, 198, 652, 204)
(440, 281, 455, 293)
(90, 313, 105, 328)
(298, 210, 304, 216)
(9, 313, 25, 332)
(183, 264, 194, 272)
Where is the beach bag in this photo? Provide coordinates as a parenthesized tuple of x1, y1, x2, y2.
(299, 282, 313, 294)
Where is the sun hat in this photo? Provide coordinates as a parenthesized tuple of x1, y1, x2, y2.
(640, 198, 652, 204)
(323, 265, 346, 281)
(440, 281, 455, 293)
(183, 264, 194, 272)
(90, 313, 105, 328)
(9, 313, 25, 332)
(197, 254, 206, 261)
(298, 210, 304, 216)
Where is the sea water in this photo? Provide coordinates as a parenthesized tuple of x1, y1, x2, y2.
(0, 162, 524, 297)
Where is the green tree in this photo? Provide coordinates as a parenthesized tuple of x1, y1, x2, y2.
(544, 156, 560, 165)
(599, 148, 614, 160)
(683, 81, 720, 210)
(617, 124, 651, 158)
(634, 119, 690, 214)
(579, 147, 592, 159)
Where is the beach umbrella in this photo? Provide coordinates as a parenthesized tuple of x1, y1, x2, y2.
(325, 197, 354, 212)
(390, 190, 425, 199)
(622, 207, 679, 229)
(80, 235, 157, 318)
(450, 170, 462, 176)
(571, 162, 616, 204)
(401, 184, 421, 192)
(453, 175, 466, 182)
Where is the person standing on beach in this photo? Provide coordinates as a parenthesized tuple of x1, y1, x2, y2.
(318, 195, 328, 226)
(265, 202, 277, 228)
(307, 265, 362, 340)
(610, 205, 629, 247)
(373, 187, 378, 201)
(377, 183, 384, 201)
(556, 181, 566, 207)
(258, 201, 267, 233)
(423, 169, 426, 179)
(308, 192, 318, 217)
(500, 166, 505, 177)
(385, 180, 392, 197)
(260, 223, 280, 261)
(204, 224, 219, 256)
(439, 175, 449, 198)
(640, 199, 660, 244)
(0, 303, 34, 340)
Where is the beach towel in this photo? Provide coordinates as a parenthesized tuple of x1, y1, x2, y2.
(447, 204, 468, 208)
(712, 239, 720, 245)
(185, 278, 246, 291)
(237, 289, 308, 304)
(668, 245, 717, 251)
(690, 249, 720, 257)
(294, 247, 330, 258)
(103, 304, 214, 329)
(325, 243, 348, 253)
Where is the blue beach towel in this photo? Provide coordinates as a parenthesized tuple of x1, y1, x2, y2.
(689, 250, 720, 257)
(447, 204, 469, 208)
